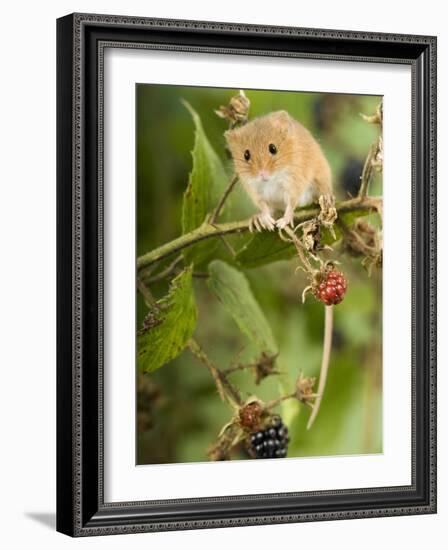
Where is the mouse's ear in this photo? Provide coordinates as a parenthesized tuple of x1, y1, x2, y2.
(271, 110, 291, 126)
(273, 110, 289, 119)
(270, 110, 292, 136)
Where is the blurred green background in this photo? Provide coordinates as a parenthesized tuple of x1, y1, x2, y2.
(136, 85, 382, 465)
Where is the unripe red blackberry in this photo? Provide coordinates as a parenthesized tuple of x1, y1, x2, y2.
(314, 269, 347, 306)
(249, 416, 289, 459)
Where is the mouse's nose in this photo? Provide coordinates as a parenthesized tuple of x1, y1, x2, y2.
(258, 170, 269, 181)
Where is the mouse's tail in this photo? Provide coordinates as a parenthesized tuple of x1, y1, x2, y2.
(307, 304, 333, 430)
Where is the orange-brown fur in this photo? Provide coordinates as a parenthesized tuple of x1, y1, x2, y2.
(225, 111, 332, 230)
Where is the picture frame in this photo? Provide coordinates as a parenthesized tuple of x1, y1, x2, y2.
(56, 13, 437, 537)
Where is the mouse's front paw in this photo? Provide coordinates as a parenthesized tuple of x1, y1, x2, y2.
(249, 212, 276, 232)
(275, 211, 294, 230)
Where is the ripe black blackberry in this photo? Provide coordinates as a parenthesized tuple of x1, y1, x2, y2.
(249, 416, 289, 459)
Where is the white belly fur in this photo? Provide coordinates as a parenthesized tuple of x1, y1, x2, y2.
(258, 176, 286, 208)
(248, 170, 315, 211)
(248, 169, 289, 210)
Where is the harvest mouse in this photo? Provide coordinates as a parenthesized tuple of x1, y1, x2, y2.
(225, 110, 332, 231)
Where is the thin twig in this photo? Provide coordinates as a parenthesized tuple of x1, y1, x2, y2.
(359, 101, 382, 198)
(223, 363, 279, 376)
(217, 234, 237, 258)
(141, 255, 183, 285)
(137, 278, 155, 306)
(223, 355, 281, 380)
(282, 226, 315, 274)
(223, 363, 255, 375)
(188, 339, 242, 406)
(359, 142, 379, 198)
(264, 393, 296, 410)
(343, 226, 379, 257)
(210, 174, 239, 224)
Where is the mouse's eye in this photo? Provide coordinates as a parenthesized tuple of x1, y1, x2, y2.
(244, 149, 251, 161)
(269, 143, 277, 155)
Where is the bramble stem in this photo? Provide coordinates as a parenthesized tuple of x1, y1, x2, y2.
(137, 196, 382, 273)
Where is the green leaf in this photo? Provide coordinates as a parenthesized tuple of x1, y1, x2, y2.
(181, 102, 228, 264)
(137, 267, 197, 373)
(207, 260, 277, 354)
(235, 231, 296, 269)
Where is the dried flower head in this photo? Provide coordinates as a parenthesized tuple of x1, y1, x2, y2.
(215, 90, 250, 127)
(318, 194, 338, 234)
(361, 101, 383, 127)
(295, 372, 317, 406)
(301, 219, 321, 253)
(252, 352, 280, 384)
